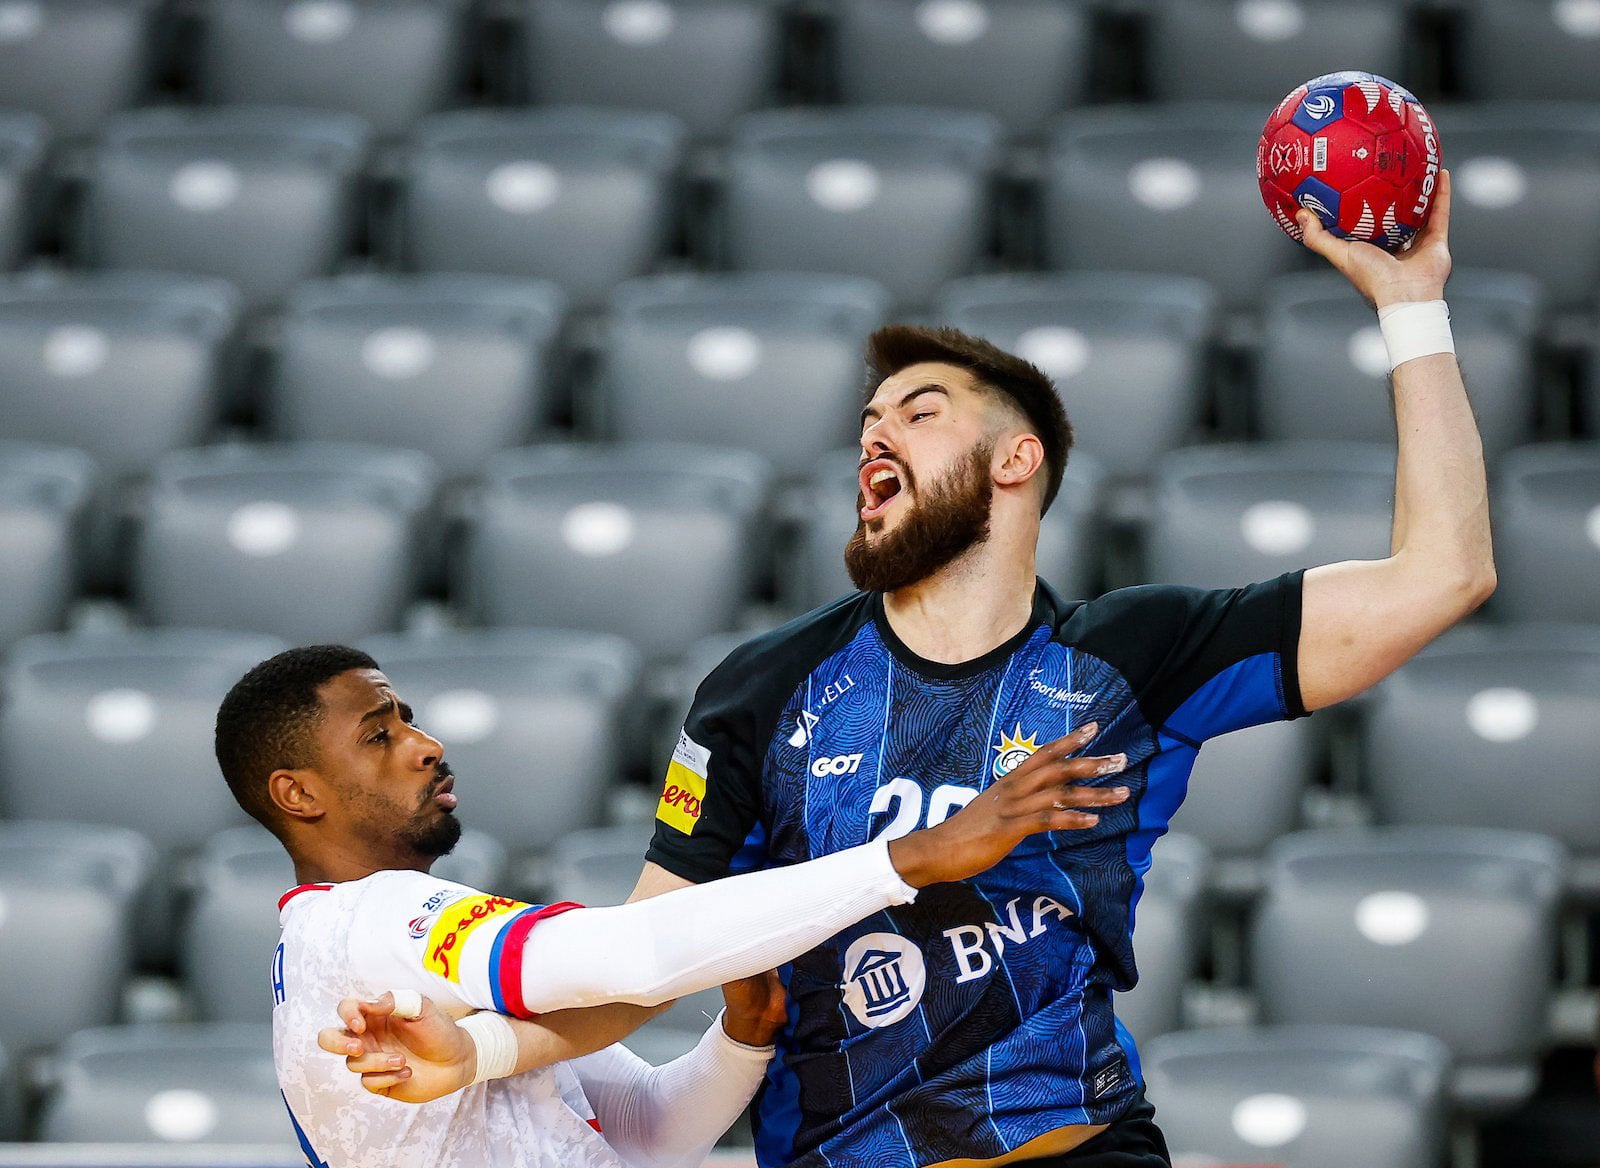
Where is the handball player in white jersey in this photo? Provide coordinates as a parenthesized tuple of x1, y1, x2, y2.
(214, 644, 1132, 1168)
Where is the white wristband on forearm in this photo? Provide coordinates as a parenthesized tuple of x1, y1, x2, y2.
(460, 1011, 519, 1084)
(1378, 300, 1454, 371)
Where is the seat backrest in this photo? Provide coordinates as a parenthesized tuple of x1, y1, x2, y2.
(1145, 1024, 1452, 1168)
(938, 272, 1218, 477)
(403, 109, 686, 307)
(0, 112, 47, 270)
(1251, 827, 1564, 1065)
(271, 275, 566, 477)
(362, 629, 642, 850)
(80, 107, 370, 307)
(1142, 0, 1409, 103)
(830, 0, 1094, 137)
(793, 446, 1104, 611)
(1438, 103, 1600, 308)
(603, 273, 890, 479)
(134, 443, 438, 642)
(725, 107, 1002, 308)
(0, 821, 155, 1056)
(182, 826, 294, 1024)
(0, 272, 241, 476)
(1044, 104, 1300, 306)
(1148, 441, 1394, 588)
(0, 443, 94, 649)
(1493, 443, 1600, 624)
(1115, 833, 1208, 1045)
(199, 0, 469, 136)
(1457, 0, 1600, 101)
(38, 1023, 291, 1144)
(524, 0, 783, 140)
(1174, 717, 1315, 857)
(1257, 269, 1540, 460)
(463, 443, 773, 661)
(1366, 624, 1600, 853)
(0, 0, 152, 138)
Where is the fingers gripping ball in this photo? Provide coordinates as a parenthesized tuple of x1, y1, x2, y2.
(1258, 71, 1442, 252)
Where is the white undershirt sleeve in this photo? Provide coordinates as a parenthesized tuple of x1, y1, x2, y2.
(518, 838, 915, 1013)
(570, 1016, 771, 1168)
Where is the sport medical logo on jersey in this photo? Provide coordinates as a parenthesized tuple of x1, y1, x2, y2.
(423, 894, 528, 981)
(657, 729, 709, 835)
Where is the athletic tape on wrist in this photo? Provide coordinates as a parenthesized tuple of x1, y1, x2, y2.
(1378, 300, 1454, 371)
(460, 1011, 519, 1084)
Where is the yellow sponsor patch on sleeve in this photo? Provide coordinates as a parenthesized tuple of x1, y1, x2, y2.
(656, 729, 710, 835)
(423, 894, 527, 982)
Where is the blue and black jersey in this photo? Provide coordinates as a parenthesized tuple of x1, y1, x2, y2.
(647, 575, 1307, 1168)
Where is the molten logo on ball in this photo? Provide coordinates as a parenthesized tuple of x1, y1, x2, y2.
(1257, 71, 1442, 253)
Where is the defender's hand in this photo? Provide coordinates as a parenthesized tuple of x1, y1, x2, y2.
(888, 721, 1129, 887)
(1298, 168, 1452, 308)
(720, 970, 787, 1047)
(316, 991, 475, 1103)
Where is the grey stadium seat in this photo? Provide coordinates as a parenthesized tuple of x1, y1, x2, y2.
(1044, 105, 1299, 307)
(199, 0, 468, 136)
(1172, 717, 1316, 893)
(524, 0, 783, 141)
(78, 107, 370, 308)
(184, 823, 505, 1022)
(1494, 443, 1600, 624)
(0, 112, 45, 271)
(38, 1024, 291, 1145)
(1251, 827, 1564, 1113)
(402, 109, 685, 308)
(1438, 104, 1600, 308)
(0, 0, 152, 138)
(1458, 0, 1600, 102)
(0, 822, 154, 1058)
(0, 443, 93, 650)
(1147, 441, 1393, 589)
(724, 108, 1002, 308)
(0, 272, 241, 477)
(829, 0, 1094, 138)
(793, 446, 1103, 612)
(1141, 0, 1408, 104)
(360, 630, 642, 852)
(462, 443, 773, 661)
(133, 444, 438, 643)
(1145, 1025, 1452, 1168)
(269, 275, 566, 478)
(650, 628, 762, 769)
(1256, 270, 1542, 460)
(601, 273, 890, 480)
(938, 272, 1218, 477)
(1366, 624, 1600, 897)
(0, 1037, 16, 1138)
(1114, 833, 1207, 1047)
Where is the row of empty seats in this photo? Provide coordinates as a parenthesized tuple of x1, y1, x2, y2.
(4, 0, 1600, 142)
(0, 267, 1583, 489)
(0, 819, 1573, 1152)
(5, 437, 1598, 652)
(0, 104, 1597, 308)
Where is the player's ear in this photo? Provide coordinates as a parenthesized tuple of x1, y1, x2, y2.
(993, 432, 1045, 491)
(269, 767, 327, 824)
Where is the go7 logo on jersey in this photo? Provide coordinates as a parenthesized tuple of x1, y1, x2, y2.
(811, 753, 864, 777)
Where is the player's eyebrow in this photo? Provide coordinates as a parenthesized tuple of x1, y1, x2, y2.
(861, 383, 950, 428)
(358, 697, 395, 726)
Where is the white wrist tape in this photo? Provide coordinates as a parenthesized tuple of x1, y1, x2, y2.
(1378, 300, 1454, 371)
(460, 1011, 519, 1084)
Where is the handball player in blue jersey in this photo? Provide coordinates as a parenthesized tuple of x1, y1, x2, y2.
(346, 175, 1491, 1167)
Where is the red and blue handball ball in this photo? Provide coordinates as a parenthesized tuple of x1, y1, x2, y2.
(1257, 70, 1442, 253)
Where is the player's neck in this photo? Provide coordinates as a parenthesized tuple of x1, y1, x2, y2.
(881, 532, 1037, 666)
(290, 838, 433, 886)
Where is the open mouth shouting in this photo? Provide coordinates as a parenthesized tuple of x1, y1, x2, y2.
(859, 458, 908, 522)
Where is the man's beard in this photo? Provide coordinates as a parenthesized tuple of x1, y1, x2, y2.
(844, 441, 994, 594)
(398, 806, 462, 859)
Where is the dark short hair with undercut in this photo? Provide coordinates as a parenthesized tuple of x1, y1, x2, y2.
(215, 645, 380, 835)
(865, 324, 1074, 513)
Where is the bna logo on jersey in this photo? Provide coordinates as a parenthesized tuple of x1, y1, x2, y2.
(992, 725, 1042, 778)
(840, 932, 925, 1029)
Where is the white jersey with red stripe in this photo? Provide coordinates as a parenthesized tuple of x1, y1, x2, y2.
(272, 870, 621, 1168)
